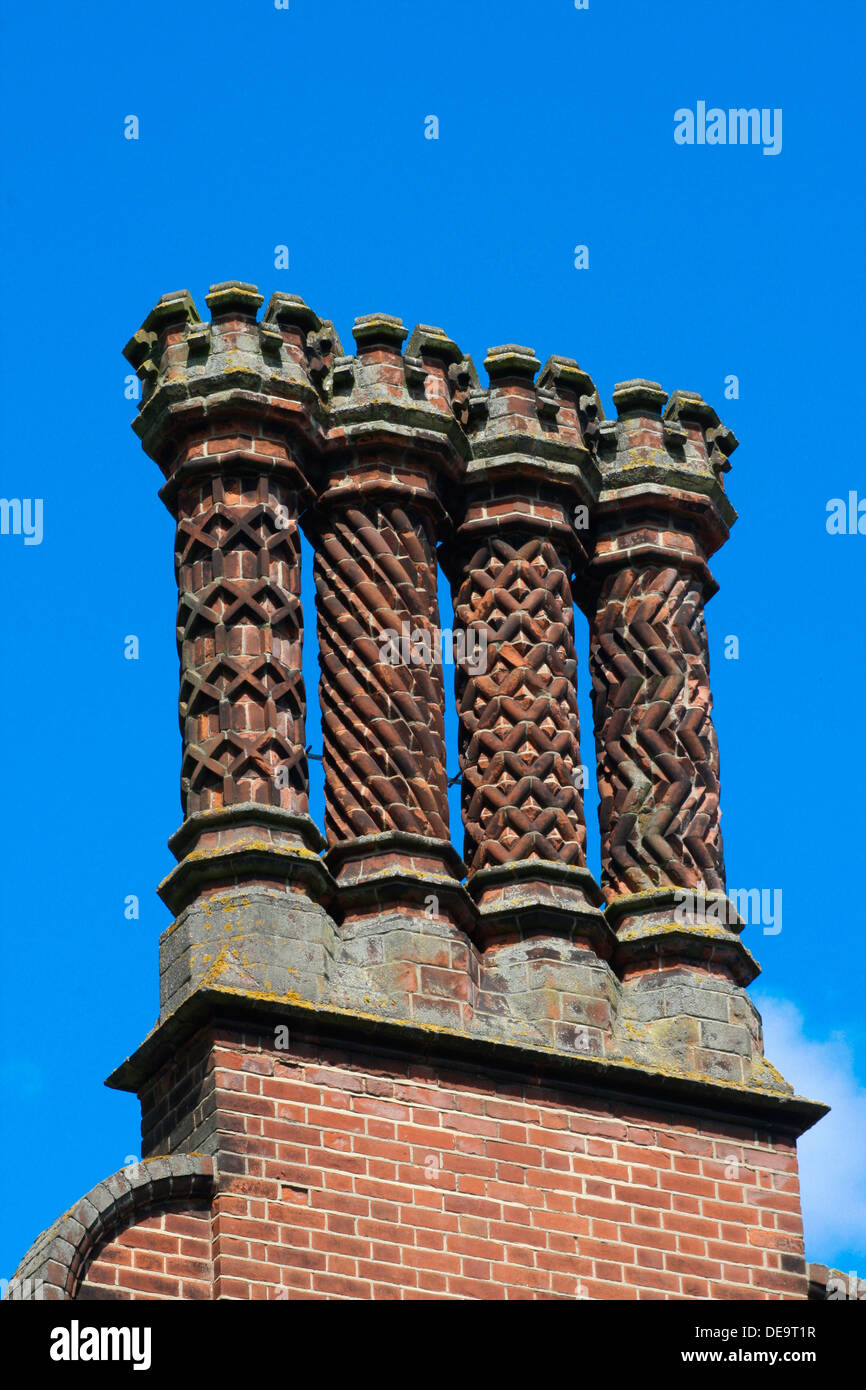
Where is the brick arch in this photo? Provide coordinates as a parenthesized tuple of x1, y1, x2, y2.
(5, 1155, 214, 1300)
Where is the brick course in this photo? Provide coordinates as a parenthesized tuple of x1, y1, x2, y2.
(80, 1205, 213, 1301)
(200, 1031, 807, 1301)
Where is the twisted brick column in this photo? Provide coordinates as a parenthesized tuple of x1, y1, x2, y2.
(314, 493, 448, 842)
(302, 314, 473, 1030)
(454, 529, 585, 870)
(309, 315, 460, 851)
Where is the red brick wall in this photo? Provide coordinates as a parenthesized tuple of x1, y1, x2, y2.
(79, 1202, 212, 1301)
(115, 1027, 807, 1300)
(207, 1039, 805, 1300)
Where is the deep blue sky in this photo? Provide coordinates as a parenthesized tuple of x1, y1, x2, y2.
(1, 0, 864, 1282)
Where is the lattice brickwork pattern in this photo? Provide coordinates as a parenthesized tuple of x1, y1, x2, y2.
(453, 533, 586, 872)
(175, 470, 307, 815)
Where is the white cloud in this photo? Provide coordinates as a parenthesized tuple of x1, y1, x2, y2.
(756, 996, 866, 1266)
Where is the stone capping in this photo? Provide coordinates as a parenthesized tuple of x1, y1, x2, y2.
(142, 288, 201, 335)
(104, 987, 828, 1138)
(405, 323, 464, 364)
(263, 291, 321, 333)
(205, 280, 264, 318)
(468, 858, 606, 907)
(612, 378, 668, 417)
(323, 830, 467, 882)
(167, 803, 327, 861)
(483, 343, 542, 381)
(5, 1154, 215, 1301)
(352, 312, 408, 351)
(157, 840, 334, 916)
(614, 925, 761, 988)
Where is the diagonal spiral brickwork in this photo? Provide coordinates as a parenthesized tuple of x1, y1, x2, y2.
(175, 470, 308, 815)
(313, 499, 448, 844)
(453, 532, 586, 871)
(589, 562, 724, 898)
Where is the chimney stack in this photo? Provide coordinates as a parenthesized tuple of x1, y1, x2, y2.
(7, 286, 826, 1304)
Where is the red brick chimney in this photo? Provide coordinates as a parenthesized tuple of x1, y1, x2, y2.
(8, 285, 826, 1303)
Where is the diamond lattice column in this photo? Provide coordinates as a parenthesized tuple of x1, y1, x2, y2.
(454, 524, 586, 870)
(173, 465, 308, 819)
(444, 347, 614, 1053)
